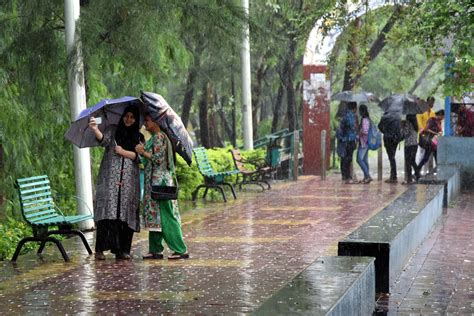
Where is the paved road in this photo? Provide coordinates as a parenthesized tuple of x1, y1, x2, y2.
(0, 176, 405, 314)
(0, 173, 472, 314)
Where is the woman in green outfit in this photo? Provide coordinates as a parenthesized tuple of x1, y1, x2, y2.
(135, 114, 189, 260)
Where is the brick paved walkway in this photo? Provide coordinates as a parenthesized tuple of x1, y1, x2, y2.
(376, 191, 474, 315)
(0, 175, 405, 314)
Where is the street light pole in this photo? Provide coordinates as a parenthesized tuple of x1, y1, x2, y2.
(65, 0, 94, 230)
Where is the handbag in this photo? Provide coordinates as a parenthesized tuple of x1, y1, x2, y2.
(418, 132, 432, 150)
(149, 137, 179, 201)
(431, 135, 439, 150)
(151, 183, 178, 200)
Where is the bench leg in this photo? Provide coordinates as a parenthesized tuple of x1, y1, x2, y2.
(37, 240, 47, 254)
(48, 237, 70, 262)
(254, 182, 266, 191)
(216, 186, 227, 202)
(69, 230, 93, 255)
(192, 185, 206, 201)
(262, 180, 271, 190)
(12, 236, 70, 262)
(11, 237, 37, 262)
(223, 182, 237, 199)
(46, 229, 92, 255)
(203, 187, 209, 199)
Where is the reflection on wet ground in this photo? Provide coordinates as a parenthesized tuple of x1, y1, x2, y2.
(376, 191, 474, 314)
(0, 175, 471, 314)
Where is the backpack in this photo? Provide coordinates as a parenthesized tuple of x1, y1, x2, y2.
(367, 120, 382, 150)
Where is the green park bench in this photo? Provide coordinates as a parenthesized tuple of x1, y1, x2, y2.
(253, 128, 289, 149)
(192, 147, 240, 202)
(11, 175, 93, 262)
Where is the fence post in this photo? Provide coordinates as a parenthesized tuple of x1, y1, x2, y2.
(292, 131, 299, 181)
(321, 130, 327, 180)
(377, 143, 383, 181)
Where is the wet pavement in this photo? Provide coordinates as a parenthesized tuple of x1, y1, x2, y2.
(375, 190, 474, 315)
(0, 175, 405, 314)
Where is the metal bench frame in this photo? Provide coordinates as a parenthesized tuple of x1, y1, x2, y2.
(229, 148, 271, 191)
(192, 147, 239, 202)
(12, 175, 93, 262)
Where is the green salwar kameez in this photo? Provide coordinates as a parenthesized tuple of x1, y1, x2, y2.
(142, 132, 187, 255)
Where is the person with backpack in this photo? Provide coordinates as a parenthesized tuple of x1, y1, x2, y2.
(401, 114, 419, 184)
(356, 104, 373, 183)
(338, 102, 358, 184)
(378, 111, 403, 183)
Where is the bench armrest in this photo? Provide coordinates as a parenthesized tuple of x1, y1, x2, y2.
(54, 194, 93, 217)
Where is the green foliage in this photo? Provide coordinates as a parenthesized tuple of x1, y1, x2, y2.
(0, 218, 33, 261)
(401, 0, 473, 96)
(175, 154, 202, 201)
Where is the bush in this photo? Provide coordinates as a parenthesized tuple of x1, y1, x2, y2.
(0, 218, 33, 261)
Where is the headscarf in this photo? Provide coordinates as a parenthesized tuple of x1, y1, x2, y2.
(114, 104, 142, 151)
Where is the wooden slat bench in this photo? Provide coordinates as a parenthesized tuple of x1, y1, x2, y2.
(12, 175, 93, 262)
(192, 147, 240, 202)
(229, 148, 271, 191)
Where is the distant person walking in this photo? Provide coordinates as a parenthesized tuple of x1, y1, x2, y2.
(135, 114, 189, 260)
(89, 105, 143, 260)
(416, 110, 445, 178)
(356, 104, 372, 183)
(337, 102, 358, 184)
(378, 112, 402, 183)
(401, 114, 419, 184)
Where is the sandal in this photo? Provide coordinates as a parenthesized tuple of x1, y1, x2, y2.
(142, 253, 164, 260)
(95, 251, 106, 261)
(116, 253, 131, 260)
(168, 252, 189, 260)
(345, 179, 359, 184)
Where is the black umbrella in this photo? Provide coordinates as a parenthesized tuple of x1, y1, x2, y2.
(378, 94, 429, 115)
(332, 91, 379, 103)
(140, 91, 193, 166)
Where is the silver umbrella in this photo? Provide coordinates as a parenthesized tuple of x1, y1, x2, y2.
(332, 91, 379, 103)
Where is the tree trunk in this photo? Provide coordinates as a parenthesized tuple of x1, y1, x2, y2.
(409, 61, 435, 94)
(342, 17, 362, 92)
(251, 55, 268, 139)
(219, 96, 234, 142)
(285, 37, 298, 132)
(208, 89, 223, 147)
(198, 82, 210, 148)
(351, 5, 403, 86)
(181, 45, 203, 128)
(231, 72, 237, 147)
(181, 67, 197, 128)
(337, 17, 362, 118)
(271, 82, 285, 133)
